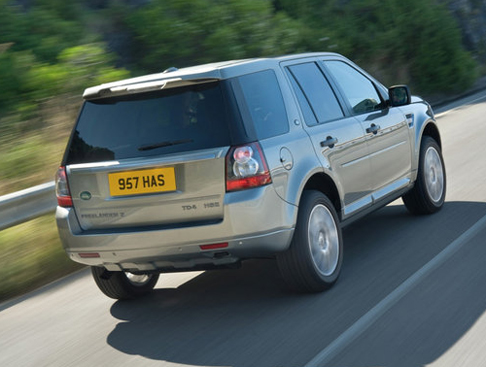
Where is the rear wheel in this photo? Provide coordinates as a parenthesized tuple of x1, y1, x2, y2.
(277, 190, 343, 292)
(403, 136, 446, 214)
(91, 266, 159, 300)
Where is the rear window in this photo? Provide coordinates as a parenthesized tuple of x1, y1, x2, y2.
(65, 81, 246, 165)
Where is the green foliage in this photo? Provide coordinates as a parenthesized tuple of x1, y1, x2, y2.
(0, 0, 479, 125)
(0, 0, 129, 121)
(0, 43, 129, 117)
(56, 44, 130, 92)
(32, 0, 84, 21)
(126, 0, 315, 72)
(0, 52, 25, 112)
(287, 0, 477, 93)
(122, 0, 477, 93)
(0, 3, 84, 64)
(408, 2, 477, 93)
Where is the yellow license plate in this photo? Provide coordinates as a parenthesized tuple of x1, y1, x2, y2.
(108, 167, 176, 197)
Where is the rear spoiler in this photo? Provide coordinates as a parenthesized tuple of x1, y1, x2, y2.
(83, 77, 221, 100)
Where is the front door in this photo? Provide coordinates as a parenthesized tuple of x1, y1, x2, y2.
(323, 60, 413, 202)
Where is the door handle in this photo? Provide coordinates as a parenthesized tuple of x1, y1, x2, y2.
(320, 136, 338, 148)
(366, 123, 380, 135)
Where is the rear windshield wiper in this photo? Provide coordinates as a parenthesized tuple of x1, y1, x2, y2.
(138, 139, 193, 151)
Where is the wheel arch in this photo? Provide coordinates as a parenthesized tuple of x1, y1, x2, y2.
(412, 119, 442, 174)
(300, 172, 342, 220)
(422, 121, 442, 149)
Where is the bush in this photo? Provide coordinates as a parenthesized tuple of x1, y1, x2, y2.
(126, 0, 315, 72)
(282, 0, 478, 93)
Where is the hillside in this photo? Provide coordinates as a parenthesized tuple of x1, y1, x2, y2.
(444, 0, 486, 64)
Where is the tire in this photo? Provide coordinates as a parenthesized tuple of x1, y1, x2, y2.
(91, 266, 159, 300)
(403, 136, 446, 215)
(277, 190, 343, 293)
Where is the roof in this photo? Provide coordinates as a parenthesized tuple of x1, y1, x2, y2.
(83, 52, 340, 99)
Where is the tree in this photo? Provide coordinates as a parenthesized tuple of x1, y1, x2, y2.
(126, 0, 316, 72)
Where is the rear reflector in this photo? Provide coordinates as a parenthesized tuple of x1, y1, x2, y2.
(78, 253, 101, 258)
(200, 243, 229, 251)
(226, 173, 272, 192)
(57, 196, 73, 208)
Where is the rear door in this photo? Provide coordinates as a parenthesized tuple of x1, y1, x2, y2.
(284, 61, 373, 217)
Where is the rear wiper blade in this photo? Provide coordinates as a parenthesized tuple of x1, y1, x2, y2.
(138, 139, 193, 151)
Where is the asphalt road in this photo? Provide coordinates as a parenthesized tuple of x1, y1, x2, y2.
(1, 91, 486, 367)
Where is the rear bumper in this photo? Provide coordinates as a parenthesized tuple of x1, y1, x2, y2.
(56, 185, 297, 272)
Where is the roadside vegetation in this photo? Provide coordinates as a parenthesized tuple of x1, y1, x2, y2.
(0, 214, 84, 301)
(0, 0, 483, 301)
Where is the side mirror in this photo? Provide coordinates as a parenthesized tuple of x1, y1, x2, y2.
(389, 85, 411, 107)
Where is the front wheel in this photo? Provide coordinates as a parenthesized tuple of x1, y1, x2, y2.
(91, 266, 159, 300)
(403, 136, 446, 215)
(277, 190, 343, 293)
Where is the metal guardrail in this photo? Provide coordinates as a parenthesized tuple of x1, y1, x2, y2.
(0, 181, 57, 231)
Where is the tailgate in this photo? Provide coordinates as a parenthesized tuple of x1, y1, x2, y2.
(67, 148, 227, 230)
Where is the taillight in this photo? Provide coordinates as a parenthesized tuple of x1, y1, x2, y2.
(55, 166, 73, 207)
(226, 142, 272, 192)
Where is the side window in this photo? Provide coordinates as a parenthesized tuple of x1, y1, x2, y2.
(237, 70, 289, 139)
(325, 61, 383, 114)
(287, 62, 344, 125)
(288, 74, 318, 126)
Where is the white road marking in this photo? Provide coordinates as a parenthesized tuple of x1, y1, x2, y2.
(304, 212, 486, 367)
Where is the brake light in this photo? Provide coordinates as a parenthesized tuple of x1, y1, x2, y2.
(226, 142, 272, 192)
(55, 166, 73, 207)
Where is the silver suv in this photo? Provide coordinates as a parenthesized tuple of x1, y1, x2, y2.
(55, 53, 446, 299)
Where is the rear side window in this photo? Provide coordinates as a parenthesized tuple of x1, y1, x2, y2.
(235, 70, 289, 140)
(287, 62, 344, 125)
(65, 82, 245, 165)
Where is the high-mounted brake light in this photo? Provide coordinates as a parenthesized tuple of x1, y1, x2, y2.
(226, 142, 272, 192)
(55, 166, 73, 207)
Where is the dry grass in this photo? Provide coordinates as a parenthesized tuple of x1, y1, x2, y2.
(0, 214, 84, 302)
(0, 97, 83, 301)
(0, 97, 80, 195)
